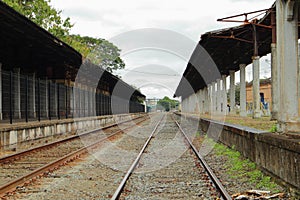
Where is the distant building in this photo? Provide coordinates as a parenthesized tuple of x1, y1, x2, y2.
(145, 98, 160, 112)
(246, 78, 272, 113)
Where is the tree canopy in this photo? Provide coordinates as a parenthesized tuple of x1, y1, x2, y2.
(3, 0, 125, 73)
(3, 0, 72, 39)
(157, 97, 179, 111)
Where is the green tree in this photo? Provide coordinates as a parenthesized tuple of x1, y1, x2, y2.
(3, 0, 125, 74)
(227, 83, 240, 106)
(66, 35, 125, 73)
(157, 97, 179, 111)
(82, 38, 125, 73)
(3, 0, 72, 39)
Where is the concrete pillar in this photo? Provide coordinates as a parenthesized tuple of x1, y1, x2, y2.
(191, 94, 194, 113)
(193, 93, 198, 113)
(13, 68, 21, 119)
(182, 98, 186, 113)
(216, 79, 221, 114)
(203, 87, 208, 114)
(0, 63, 2, 120)
(186, 96, 190, 113)
(185, 97, 188, 113)
(276, 0, 300, 133)
(200, 90, 204, 114)
(240, 64, 247, 117)
(201, 88, 205, 114)
(271, 43, 279, 120)
(184, 97, 187, 113)
(229, 70, 236, 114)
(189, 95, 192, 113)
(252, 56, 261, 118)
(212, 82, 216, 114)
(207, 84, 212, 114)
(196, 91, 200, 114)
(222, 75, 227, 115)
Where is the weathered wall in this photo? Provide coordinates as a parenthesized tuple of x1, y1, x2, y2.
(176, 112, 300, 191)
(0, 113, 144, 150)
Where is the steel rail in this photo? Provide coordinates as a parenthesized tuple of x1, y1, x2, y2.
(0, 114, 150, 197)
(172, 116, 232, 200)
(0, 130, 121, 196)
(111, 114, 165, 200)
(0, 114, 148, 164)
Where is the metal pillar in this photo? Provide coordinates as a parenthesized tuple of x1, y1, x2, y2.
(13, 68, 21, 119)
(25, 76, 28, 122)
(78, 84, 82, 118)
(276, 0, 300, 133)
(91, 89, 95, 116)
(37, 79, 41, 121)
(57, 83, 60, 120)
(240, 64, 247, 117)
(0, 63, 2, 120)
(229, 70, 235, 114)
(45, 78, 49, 119)
(31, 73, 36, 118)
(252, 56, 261, 118)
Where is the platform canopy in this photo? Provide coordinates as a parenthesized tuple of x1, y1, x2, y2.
(174, 3, 294, 99)
(0, 2, 145, 100)
(0, 1, 82, 77)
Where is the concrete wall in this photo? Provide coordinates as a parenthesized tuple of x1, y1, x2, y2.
(176, 112, 300, 191)
(0, 113, 144, 150)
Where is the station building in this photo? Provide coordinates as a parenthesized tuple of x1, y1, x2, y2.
(0, 1, 145, 124)
(246, 78, 272, 114)
(175, 1, 300, 133)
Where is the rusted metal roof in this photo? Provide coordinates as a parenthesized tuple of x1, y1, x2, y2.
(174, 3, 284, 99)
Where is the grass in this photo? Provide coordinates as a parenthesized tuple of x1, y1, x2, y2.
(269, 124, 278, 133)
(198, 113, 277, 131)
(213, 142, 281, 192)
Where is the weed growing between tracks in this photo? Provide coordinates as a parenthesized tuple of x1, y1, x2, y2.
(213, 143, 281, 192)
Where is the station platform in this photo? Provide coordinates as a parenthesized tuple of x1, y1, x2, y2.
(0, 113, 145, 150)
(175, 112, 300, 191)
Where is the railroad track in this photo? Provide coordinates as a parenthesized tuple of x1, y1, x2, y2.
(111, 113, 231, 200)
(0, 114, 150, 197)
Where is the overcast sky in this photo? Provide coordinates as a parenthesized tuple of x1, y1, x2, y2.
(51, 0, 275, 99)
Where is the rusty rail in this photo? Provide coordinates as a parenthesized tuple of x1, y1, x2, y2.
(172, 116, 232, 200)
(111, 114, 165, 200)
(0, 114, 147, 164)
(0, 114, 150, 197)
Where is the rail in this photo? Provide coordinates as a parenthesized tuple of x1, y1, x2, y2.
(0, 114, 150, 197)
